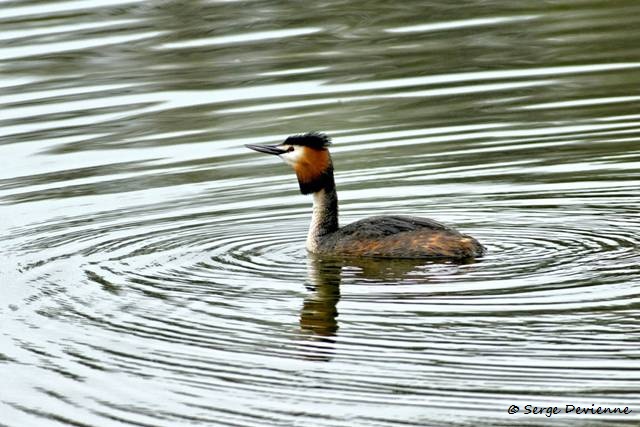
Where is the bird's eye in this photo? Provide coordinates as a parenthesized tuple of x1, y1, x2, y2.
(287, 146, 295, 152)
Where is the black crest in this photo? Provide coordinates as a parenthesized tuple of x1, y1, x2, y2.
(284, 132, 331, 149)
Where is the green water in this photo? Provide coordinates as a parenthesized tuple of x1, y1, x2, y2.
(1, 1, 640, 425)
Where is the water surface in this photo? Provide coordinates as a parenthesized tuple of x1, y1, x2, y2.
(2, 0, 640, 425)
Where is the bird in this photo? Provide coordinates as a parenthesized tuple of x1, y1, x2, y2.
(246, 132, 485, 259)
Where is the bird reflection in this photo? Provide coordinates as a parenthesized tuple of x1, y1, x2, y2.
(299, 256, 342, 338)
(298, 255, 449, 361)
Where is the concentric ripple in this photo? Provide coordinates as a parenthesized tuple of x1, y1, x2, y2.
(3, 0, 640, 425)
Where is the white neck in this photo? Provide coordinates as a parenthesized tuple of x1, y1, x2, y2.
(306, 188, 339, 252)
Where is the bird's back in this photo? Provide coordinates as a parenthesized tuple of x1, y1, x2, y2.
(316, 215, 485, 259)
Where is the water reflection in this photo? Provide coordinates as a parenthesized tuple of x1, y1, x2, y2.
(300, 256, 341, 339)
(300, 255, 473, 361)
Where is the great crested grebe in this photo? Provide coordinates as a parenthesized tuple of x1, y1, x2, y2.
(246, 133, 485, 259)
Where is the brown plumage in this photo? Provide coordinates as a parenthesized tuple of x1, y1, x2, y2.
(246, 133, 485, 260)
(293, 146, 332, 186)
(317, 215, 484, 259)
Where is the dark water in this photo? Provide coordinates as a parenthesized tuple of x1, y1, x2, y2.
(2, 0, 640, 425)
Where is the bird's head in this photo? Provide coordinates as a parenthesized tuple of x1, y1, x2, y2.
(246, 132, 334, 194)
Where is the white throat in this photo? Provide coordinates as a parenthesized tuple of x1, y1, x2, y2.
(306, 190, 327, 252)
(304, 186, 339, 253)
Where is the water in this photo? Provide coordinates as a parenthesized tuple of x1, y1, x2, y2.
(2, 0, 640, 425)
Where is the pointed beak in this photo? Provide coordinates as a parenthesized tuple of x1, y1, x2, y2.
(245, 144, 288, 156)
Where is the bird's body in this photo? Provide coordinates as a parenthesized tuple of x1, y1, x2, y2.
(313, 214, 483, 259)
(247, 133, 485, 260)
